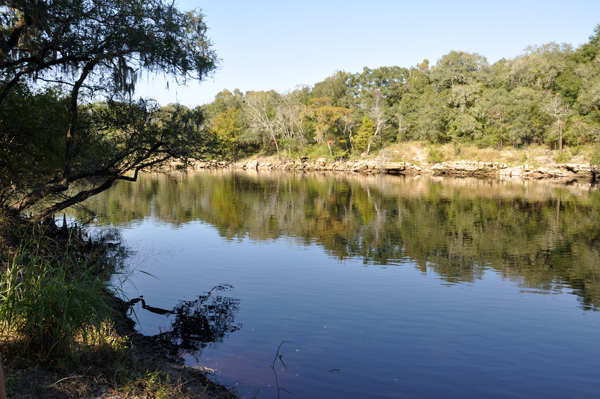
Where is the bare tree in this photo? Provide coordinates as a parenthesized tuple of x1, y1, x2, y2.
(366, 91, 387, 156)
(395, 113, 410, 142)
(245, 91, 283, 162)
(275, 90, 308, 157)
(541, 94, 571, 155)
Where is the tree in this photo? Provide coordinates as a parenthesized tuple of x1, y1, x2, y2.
(506, 43, 572, 91)
(448, 113, 479, 141)
(310, 71, 352, 108)
(541, 94, 571, 154)
(487, 104, 510, 148)
(394, 113, 410, 142)
(244, 91, 283, 161)
(365, 91, 387, 156)
(353, 117, 375, 153)
(203, 89, 244, 120)
(209, 108, 243, 160)
(432, 51, 488, 89)
(275, 89, 309, 157)
(0, 0, 218, 220)
(307, 97, 351, 158)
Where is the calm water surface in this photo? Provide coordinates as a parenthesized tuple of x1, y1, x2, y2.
(80, 171, 600, 399)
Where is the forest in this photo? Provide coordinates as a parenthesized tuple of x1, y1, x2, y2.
(201, 25, 600, 163)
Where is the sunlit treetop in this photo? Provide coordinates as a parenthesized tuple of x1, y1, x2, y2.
(0, 0, 219, 103)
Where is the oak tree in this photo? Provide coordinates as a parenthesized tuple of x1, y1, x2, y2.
(0, 0, 218, 220)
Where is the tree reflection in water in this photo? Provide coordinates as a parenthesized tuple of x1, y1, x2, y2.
(83, 171, 600, 310)
(131, 284, 241, 361)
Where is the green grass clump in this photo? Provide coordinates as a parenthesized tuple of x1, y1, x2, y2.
(427, 145, 444, 164)
(0, 232, 113, 361)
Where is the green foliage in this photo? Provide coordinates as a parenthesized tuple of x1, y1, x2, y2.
(453, 141, 462, 156)
(0, 0, 218, 220)
(554, 152, 571, 163)
(0, 0, 218, 100)
(307, 144, 335, 161)
(115, 369, 186, 398)
(353, 117, 375, 152)
(0, 86, 69, 200)
(474, 134, 500, 149)
(1, 94, 214, 220)
(448, 114, 479, 140)
(432, 51, 489, 88)
(427, 145, 444, 164)
(203, 25, 600, 159)
(0, 231, 113, 360)
(591, 150, 600, 168)
(210, 107, 244, 160)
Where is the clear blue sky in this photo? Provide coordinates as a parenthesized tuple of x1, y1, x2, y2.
(134, 0, 600, 107)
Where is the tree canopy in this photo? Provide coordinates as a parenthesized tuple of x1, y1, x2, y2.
(0, 0, 218, 220)
(197, 24, 600, 163)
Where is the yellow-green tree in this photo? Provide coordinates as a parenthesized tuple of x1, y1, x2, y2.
(353, 117, 375, 153)
(210, 108, 243, 160)
(308, 97, 352, 158)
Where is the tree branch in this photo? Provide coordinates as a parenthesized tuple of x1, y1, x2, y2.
(31, 177, 118, 222)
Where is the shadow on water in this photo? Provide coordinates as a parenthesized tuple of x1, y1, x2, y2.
(129, 284, 242, 361)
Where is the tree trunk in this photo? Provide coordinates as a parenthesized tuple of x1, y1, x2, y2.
(64, 60, 97, 181)
(559, 122, 563, 156)
(366, 127, 380, 156)
(269, 129, 283, 162)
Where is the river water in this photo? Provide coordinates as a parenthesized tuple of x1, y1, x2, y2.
(79, 170, 600, 399)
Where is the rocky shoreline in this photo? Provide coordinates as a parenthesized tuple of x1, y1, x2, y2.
(188, 158, 598, 181)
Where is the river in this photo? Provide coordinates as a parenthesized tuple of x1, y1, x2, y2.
(78, 170, 600, 399)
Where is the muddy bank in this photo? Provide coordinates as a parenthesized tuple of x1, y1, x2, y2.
(188, 158, 597, 181)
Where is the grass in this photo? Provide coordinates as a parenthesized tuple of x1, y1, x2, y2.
(427, 145, 444, 164)
(115, 369, 188, 398)
(0, 215, 235, 398)
(231, 141, 598, 170)
(369, 142, 598, 167)
(0, 239, 112, 360)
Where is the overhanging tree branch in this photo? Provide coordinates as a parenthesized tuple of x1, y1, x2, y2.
(1, 0, 217, 220)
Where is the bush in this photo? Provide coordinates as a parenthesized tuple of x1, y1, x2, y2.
(307, 144, 333, 160)
(427, 145, 444, 164)
(555, 151, 572, 163)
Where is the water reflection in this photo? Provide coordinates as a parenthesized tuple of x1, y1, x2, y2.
(130, 284, 241, 361)
(79, 171, 600, 310)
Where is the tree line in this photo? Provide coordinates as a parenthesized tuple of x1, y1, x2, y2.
(201, 26, 600, 162)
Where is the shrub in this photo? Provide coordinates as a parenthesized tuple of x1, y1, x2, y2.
(427, 145, 444, 164)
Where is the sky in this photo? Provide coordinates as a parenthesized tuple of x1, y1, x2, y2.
(134, 0, 600, 108)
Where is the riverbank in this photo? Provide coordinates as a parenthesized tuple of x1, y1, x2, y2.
(2, 315, 237, 399)
(0, 215, 238, 399)
(185, 143, 599, 181)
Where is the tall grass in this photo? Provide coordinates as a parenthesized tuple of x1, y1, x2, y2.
(0, 227, 115, 361)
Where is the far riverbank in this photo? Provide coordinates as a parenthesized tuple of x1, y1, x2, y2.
(183, 142, 599, 181)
